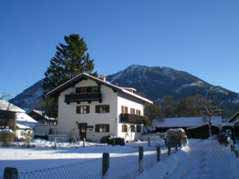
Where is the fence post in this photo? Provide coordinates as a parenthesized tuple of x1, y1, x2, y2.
(102, 153, 110, 177)
(4, 167, 18, 179)
(231, 144, 235, 152)
(83, 138, 86, 148)
(235, 150, 239, 158)
(53, 137, 57, 149)
(175, 144, 178, 152)
(147, 137, 151, 147)
(156, 146, 161, 162)
(138, 146, 144, 174)
(168, 145, 171, 156)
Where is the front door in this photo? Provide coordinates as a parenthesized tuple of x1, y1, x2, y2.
(78, 123, 87, 140)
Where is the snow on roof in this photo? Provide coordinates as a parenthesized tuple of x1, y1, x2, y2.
(31, 109, 55, 120)
(0, 100, 24, 112)
(16, 123, 31, 130)
(0, 100, 37, 128)
(16, 112, 37, 124)
(16, 112, 37, 129)
(47, 73, 153, 104)
(153, 116, 223, 128)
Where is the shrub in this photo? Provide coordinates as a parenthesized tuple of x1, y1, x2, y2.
(23, 131, 33, 147)
(100, 135, 111, 143)
(0, 129, 15, 146)
(108, 137, 125, 146)
(100, 136, 125, 146)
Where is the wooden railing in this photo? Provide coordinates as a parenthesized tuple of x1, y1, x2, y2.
(119, 113, 148, 124)
(65, 93, 102, 104)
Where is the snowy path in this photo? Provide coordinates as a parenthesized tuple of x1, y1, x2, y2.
(139, 139, 239, 179)
(167, 140, 238, 179)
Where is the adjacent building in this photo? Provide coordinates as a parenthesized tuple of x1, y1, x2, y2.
(47, 73, 153, 142)
(153, 116, 223, 139)
(0, 100, 37, 140)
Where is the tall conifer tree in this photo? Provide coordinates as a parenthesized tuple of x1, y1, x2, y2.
(43, 34, 95, 117)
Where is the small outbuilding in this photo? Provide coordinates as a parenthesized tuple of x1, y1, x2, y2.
(153, 116, 223, 139)
(0, 100, 37, 141)
(28, 109, 57, 139)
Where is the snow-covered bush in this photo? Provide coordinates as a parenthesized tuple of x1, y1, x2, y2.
(22, 130, 33, 147)
(0, 129, 15, 146)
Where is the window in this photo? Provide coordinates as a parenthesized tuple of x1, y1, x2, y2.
(137, 125, 142, 133)
(76, 105, 90, 114)
(95, 124, 110, 132)
(95, 105, 110, 113)
(121, 106, 128, 114)
(122, 124, 128, 132)
(136, 110, 141, 116)
(130, 108, 136, 114)
(130, 125, 136, 132)
(76, 87, 87, 94)
(76, 86, 99, 94)
(87, 125, 94, 131)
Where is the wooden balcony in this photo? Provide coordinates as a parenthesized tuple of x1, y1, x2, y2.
(65, 93, 102, 104)
(119, 113, 148, 124)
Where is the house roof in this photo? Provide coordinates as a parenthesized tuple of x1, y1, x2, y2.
(47, 73, 153, 104)
(153, 116, 223, 129)
(0, 100, 24, 112)
(29, 109, 56, 121)
(0, 100, 37, 129)
(228, 112, 239, 123)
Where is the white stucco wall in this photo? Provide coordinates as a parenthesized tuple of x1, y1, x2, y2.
(57, 79, 118, 142)
(117, 96, 144, 141)
(57, 78, 146, 142)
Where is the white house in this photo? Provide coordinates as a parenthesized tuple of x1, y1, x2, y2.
(47, 73, 153, 142)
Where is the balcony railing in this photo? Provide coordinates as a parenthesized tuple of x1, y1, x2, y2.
(65, 93, 102, 104)
(119, 113, 148, 124)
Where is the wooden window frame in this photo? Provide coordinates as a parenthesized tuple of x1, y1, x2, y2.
(130, 125, 136, 132)
(95, 105, 110, 113)
(121, 106, 128, 114)
(136, 110, 141, 116)
(136, 125, 142, 133)
(95, 124, 110, 133)
(76, 105, 90, 114)
(122, 124, 128, 132)
(130, 108, 136, 114)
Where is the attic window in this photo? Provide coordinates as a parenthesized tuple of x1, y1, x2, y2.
(76, 86, 100, 94)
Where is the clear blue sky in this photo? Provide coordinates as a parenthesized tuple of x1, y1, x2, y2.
(1, 0, 239, 97)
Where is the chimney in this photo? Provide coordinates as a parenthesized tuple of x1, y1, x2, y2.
(99, 75, 106, 82)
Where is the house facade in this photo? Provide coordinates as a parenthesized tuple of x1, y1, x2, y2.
(47, 73, 153, 142)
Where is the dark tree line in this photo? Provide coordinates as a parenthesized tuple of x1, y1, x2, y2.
(144, 94, 219, 124)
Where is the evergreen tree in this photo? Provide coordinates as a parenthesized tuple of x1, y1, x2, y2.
(43, 34, 95, 93)
(161, 96, 176, 118)
(43, 34, 95, 117)
(144, 103, 161, 125)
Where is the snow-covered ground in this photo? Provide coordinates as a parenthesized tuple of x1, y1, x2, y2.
(0, 139, 164, 179)
(1, 139, 239, 179)
(139, 139, 239, 179)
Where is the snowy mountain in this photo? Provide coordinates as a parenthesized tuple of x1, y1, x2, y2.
(9, 80, 44, 112)
(108, 65, 239, 104)
(10, 65, 239, 115)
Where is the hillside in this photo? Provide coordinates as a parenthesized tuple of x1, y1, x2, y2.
(10, 65, 239, 115)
